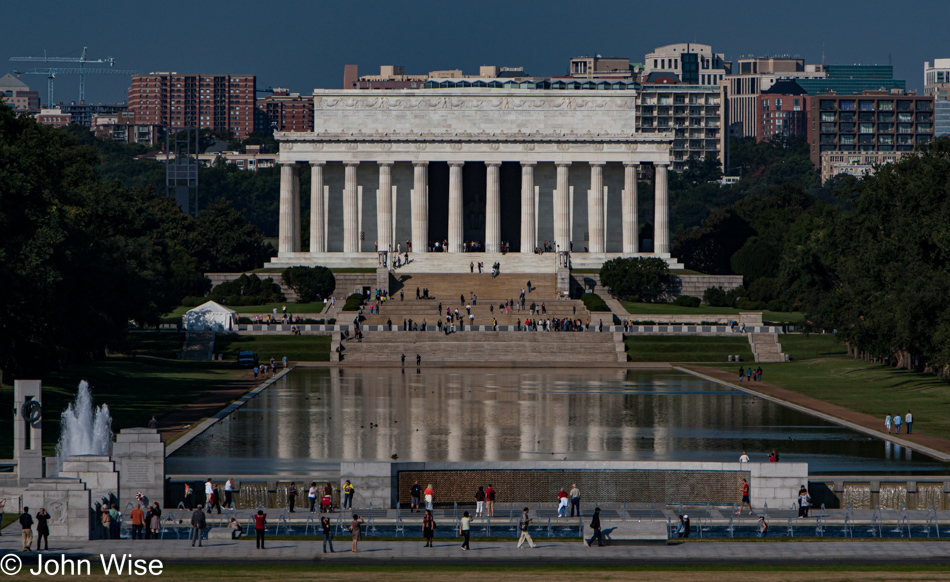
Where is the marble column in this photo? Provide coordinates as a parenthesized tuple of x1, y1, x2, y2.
(554, 162, 571, 253)
(412, 161, 428, 253)
(520, 162, 535, 253)
(377, 162, 393, 252)
(588, 162, 605, 253)
(310, 162, 325, 253)
(622, 162, 639, 254)
(448, 162, 464, 252)
(485, 162, 501, 253)
(654, 162, 670, 255)
(343, 162, 360, 253)
(278, 162, 299, 253)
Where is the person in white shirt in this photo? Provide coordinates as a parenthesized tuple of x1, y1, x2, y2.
(739, 451, 750, 463)
(224, 478, 233, 509)
(905, 410, 914, 434)
(459, 511, 471, 550)
(309, 482, 318, 513)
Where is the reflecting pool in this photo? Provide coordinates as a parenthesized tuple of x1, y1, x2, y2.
(166, 368, 948, 478)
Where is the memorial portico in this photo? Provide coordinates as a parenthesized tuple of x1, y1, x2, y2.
(269, 89, 681, 272)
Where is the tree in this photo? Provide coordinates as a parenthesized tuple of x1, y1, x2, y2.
(282, 266, 335, 303)
(192, 200, 275, 272)
(599, 257, 672, 302)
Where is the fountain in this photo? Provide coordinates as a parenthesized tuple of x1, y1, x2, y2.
(56, 380, 113, 464)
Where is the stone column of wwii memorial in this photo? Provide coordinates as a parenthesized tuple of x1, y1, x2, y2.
(588, 162, 605, 253)
(343, 162, 360, 253)
(278, 162, 300, 253)
(623, 162, 639, 254)
(412, 161, 428, 253)
(554, 162, 571, 253)
(653, 162, 670, 255)
(310, 161, 325, 253)
(485, 162, 501, 253)
(377, 162, 393, 252)
(448, 162, 464, 253)
(520, 162, 536, 253)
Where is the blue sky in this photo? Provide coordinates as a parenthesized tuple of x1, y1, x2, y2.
(2, 0, 946, 104)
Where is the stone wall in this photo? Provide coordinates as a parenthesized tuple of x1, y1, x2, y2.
(575, 272, 743, 300)
(23, 478, 91, 541)
(341, 461, 807, 510)
(113, 428, 165, 509)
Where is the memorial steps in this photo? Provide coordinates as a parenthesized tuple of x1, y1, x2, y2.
(390, 272, 558, 300)
(340, 330, 626, 365)
(748, 333, 787, 363)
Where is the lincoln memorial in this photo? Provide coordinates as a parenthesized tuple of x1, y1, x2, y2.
(268, 89, 681, 272)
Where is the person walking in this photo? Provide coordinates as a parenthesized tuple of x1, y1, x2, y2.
(474, 486, 486, 518)
(410, 481, 422, 513)
(570, 483, 581, 518)
(586, 507, 605, 546)
(424, 483, 434, 511)
(885, 414, 892, 434)
(350, 514, 364, 552)
(517, 507, 535, 548)
(738, 366, 745, 382)
(737, 478, 754, 515)
(758, 516, 769, 537)
(905, 410, 913, 434)
(20, 506, 34, 551)
(254, 510, 267, 549)
(35, 508, 50, 551)
(798, 486, 811, 518)
(894, 413, 902, 434)
(557, 488, 569, 517)
(485, 484, 496, 517)
(190, 504, 206, 547)
(342, 480, 354, 509)
(422, 509, 436, 547)
(224, 478, 234, 509)
(459, 511, 471, 550)
(321, 516, 335, 553)
(309, 482, 318, 513)
(129, 503, 145, 540)
(287, 482, 298, 513)
(676, 515, 686, 538)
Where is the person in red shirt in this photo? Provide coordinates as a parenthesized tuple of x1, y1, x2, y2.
(557, 488, 569, 517)
(254, 510, 267, 549)
(129, 505, 145, 540)
(485, 485, 496, 517)
(737, 478, 754, 515)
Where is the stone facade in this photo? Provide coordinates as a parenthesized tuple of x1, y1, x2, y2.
(113, 428, 165, 509)
(58, 456, 119, 511)
(269, 89, 680, 273)
(22, 478, 91, 541)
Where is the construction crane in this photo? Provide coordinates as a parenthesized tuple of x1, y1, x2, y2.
(10, 47, 131, 104)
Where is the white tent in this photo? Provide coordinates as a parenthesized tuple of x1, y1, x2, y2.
(183, 301, 238, 332)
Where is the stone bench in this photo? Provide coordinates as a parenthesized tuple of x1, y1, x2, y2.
(207, 528, 241, 540)
(583, 521, 668, 545)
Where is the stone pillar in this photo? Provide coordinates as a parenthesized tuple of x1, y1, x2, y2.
(343, 162, 360, 253)
(554, 162, 571, 253)
(310, 162, 325, 253)
(588, 162, 605, 253)
(520, 162, 536, 253)
(412, 162, 428, 253)
(13, 380, 43, 483)
(278, 162, 299, 254)
(113, 428, 165, 510)
(623, 162, 639, 254)
(485, 162, 501, 253)
(654, 162, 670, 255)
(377, 162, 393, 252)
(448, 162, 464, 252)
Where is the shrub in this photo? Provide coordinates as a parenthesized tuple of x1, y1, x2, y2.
(282, 266, 335, 303)
(207, 274, 283, 306)
(749, 277, 778, 303)
(673, 295, 701, 308)
(599, 257, 672, 302)
(581, 293, 610, 312)
(766, 299, 786, 312)
(342, 293, 364, 311)
(703, 286, 728, 307)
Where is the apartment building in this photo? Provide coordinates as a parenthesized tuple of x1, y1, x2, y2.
(642, 43, 730, 86)
(924, 59, 950, 137)
(255, 88, 313, 133)
(0, 73, 41, 112)
(724, 57, 825, 138)
(755, 80, 808, 142)
(128, 73, 256, 139)
(637, 84, 725, 171)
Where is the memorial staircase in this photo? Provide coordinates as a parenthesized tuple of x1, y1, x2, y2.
(748, 333, 786, 363)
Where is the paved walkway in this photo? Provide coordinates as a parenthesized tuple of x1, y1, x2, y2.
(2, 534, 949, 565)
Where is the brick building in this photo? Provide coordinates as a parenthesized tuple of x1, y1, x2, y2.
(806, 90, 934, 169)
(0, 73, 41, 112)
(755, 80, 808, 142)
(255, 88, 313, 134)
(35, 108, 71, 128)
(128, 72, 256, 139)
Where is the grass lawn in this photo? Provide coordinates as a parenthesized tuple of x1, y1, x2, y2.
(626, 336, 754, 363)
(73, 563, 950, 581)
(214, 334, 331, 363)
(0, 357, 246, 457)
(778, 333, 847, 361)
(713, 358, 950, 442)
(124, 331, 186, 359)
(620, 302, 804, 323)
(1, 514, 16, 529)
(581, 293, 610, 312)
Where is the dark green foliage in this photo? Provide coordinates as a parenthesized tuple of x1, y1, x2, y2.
(208, 274, 283, 306)
(282, 266, 335, 303)
(580, 293, 610, 312)
(599, 257, 672, 302)
(673, 295, 701, 308)
(342, 293, 364, 311)
(703, 287, 728, 307)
